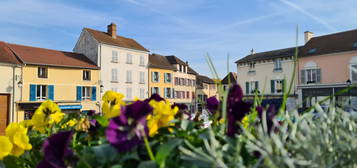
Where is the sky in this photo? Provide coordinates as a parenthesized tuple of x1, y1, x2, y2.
(1, 0, 357, 78)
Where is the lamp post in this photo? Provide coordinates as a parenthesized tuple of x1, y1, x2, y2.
(346, 79, 351, 107)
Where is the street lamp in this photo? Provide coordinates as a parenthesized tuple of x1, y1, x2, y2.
(17, 81, 23, 88)
(346, 79, 351, 107)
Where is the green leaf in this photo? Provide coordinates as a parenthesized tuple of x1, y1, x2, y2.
(138, 161, 157, 168)
(155, 139, 183, 167)
(2, 156, 19, 168)
(94, 115, 109, 127)
(91, 144, 118, 164)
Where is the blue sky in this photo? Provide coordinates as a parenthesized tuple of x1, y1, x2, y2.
(1, 0, 357, 78)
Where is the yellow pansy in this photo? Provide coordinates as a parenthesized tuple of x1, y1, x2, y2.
(147, 100, 178, 137)
(61, 119, 77, 128)
(0, 136, 12, 160)
(5, 123, 32, 157)
(102, 91, 125, 119)
(242, 115, 249, 129)
(75, 118, 90, 132)
(218, 118, 225, 124)
(30, 100, 64, 133)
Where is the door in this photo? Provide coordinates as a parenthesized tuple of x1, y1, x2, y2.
(0, 94, 9, 135)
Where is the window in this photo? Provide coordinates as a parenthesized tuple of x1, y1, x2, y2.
(179, 65, 183, 72)
(38, 67, 48, 78)
(139, 72, 145, 84)
(152, 72, 159, 82)
(187, 91, 190, 99)
(140, 88, 145, 98)
(204, 84, 208, 89)
(36, 85, 47, 100)
(112, 51, 118, 63)
(111, 69, 118, 82)
(308, 48, 317, 54)
(139, 55, 145, 66)
(126, 70, 132, 83)
(351, 64, 357, 82)
(151, 87, 159, 95)
(175, 91, 180, 98)
(353, 42, 357, 48)
(271, 80, 284, 94)
(126, 54, 132, 64)
(188, 79, 192, 86)
(249, 63, 255, 71)
(82, 87, 91, 100)
(180, 78, 184, 85)
(182, 91, 185, 99)
(164, 73, 172, 83)
(192, 80, 196, 87)
(274, 59, 282, 71)
(126, 88, 132, 99)
(301, 69, 321, 84)
(245, 81, 259, 94)
(165, 88, 172, 98)
(83, 70, 91, 80)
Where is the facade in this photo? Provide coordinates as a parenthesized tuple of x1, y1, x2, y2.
(196, 75, 217, 112)
(236, 47, 299, 109)
(6, 43, 100, 122)
(298, 30, 357, 110)
(0, 42, 22, 134)
(221, 72, 238, 91)
(148, 54, 175, 101)
(165, 56, 197, 110)
(74, 22, 149, 102)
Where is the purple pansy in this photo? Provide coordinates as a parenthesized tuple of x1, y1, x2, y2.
(106, 100, 152, 152)
(37, 131, 73, 168)
(145, 94, 164, 102)
(206, 96, 219, 114)
(172, 103, 188, 110)
(227, 85, 252, 137)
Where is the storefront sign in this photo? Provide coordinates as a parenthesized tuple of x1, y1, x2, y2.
(59, 105, 82, 110)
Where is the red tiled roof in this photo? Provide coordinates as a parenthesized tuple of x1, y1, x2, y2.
(0, 41, 21, 64)
(7, 43, 98, 69)
(149, 53, 176, 70)
(84, 28, 149, 52)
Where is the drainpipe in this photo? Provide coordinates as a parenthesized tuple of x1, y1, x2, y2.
(11, 65, 15, 123)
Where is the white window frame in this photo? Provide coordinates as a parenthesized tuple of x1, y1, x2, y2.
(274, 58, 282, 71)
(139, 55, 145, 66)
(82, 86, 91, 100)
(140, 88, 145, 99)
(248, 81, 258, 94)
(153, 72, 159, 82)
(165, 88, 172, 98)
(111, 69, 118, 82)
(274, 80, 284, 93)
(126, 70, 132, 83)
(126, 87, 132, 99)
(126, 53, 133, 64)
(140, 71, 145, 84)
(350, 58, 357, 82)
(36, 85, 47, 100)
(112, 50, 118, 63)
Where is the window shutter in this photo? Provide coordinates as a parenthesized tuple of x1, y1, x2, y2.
(164, 88, 167, 98)
(271, 80, 275, 94)
(157, 73, 160, 82)
(300, 70, 306, 84)
(172, 88, 175, 98)
(151, 72, 155, 82)
(316, 69, 321, 83)
(30, 84, 36, 101)
(48, 85, 54, 100)
(76, 86, 82, 101)
(245, 82, 249, 94)
(91, 86, 96, 101)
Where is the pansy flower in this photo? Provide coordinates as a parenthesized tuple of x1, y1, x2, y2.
(102, 91, 125, 119)
(206, 96, 219, 114)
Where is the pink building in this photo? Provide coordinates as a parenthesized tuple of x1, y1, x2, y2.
(298, 30, 357, 109)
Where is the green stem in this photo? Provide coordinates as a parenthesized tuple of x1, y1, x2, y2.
(140, 127, 155, 161)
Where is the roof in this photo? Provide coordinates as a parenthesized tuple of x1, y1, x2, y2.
(221, 72, 237, 85)
(84, 28, 149, 52)
(197, 75, 215, 84)
(165, 55, 188, 65)
(188, 67, 198, 75)
(235, 47, 300, 64)
(7, 43, 98, 69)
(300, 29, 357, 57)
(0, 41, 21, 64)
(148, 53, 176, 70)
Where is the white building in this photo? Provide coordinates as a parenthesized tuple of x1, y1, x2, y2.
(235, 48, 299, 110)
(74, 23, 149, 101)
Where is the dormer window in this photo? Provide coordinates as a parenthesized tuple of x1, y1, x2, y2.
(308, 48, 317, 54)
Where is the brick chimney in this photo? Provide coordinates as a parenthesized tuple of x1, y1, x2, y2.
(304, 31, 314, 44)
(107, 22, 117, 39)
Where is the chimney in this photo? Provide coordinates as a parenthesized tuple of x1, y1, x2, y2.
(250, 48, 255, 55)
(107, 22, 117, 39)
(304, 31, 314, 44)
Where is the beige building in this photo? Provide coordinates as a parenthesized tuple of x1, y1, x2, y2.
(74, 22, 149, 101)
(196, 75, 217, 112)
(0, 42, 22, 134)
(5, 43, 100, 122)
(235, 47, 299, 109)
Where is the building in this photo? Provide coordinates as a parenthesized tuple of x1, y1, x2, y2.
(196, 75, 217, 112)
(165, 56, 197, 111)
(73, 22, 149, 101)
(236, 47, 299, 109)
(221, 72, 238, 91)
(0, 42, 22, 134)
(298, 30, 357, 110)
(148, 54, 175, 101)
(5, 43, 100, 121)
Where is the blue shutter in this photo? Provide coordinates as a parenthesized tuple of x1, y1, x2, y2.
(151, 72, 154, 82)
(164, 88, 167, 98)
(76, 86, 82, 101)
(48, 85, 54, 100)
(157, 73, 160, 82)
(91, 86, 97, 101)
(30, 84, 36, 101)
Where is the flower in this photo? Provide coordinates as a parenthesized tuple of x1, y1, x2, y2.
(30, 100, 64, 133)
(5, 123, 32, 157)
(0, 136, 12, 160)
(227, 85, 252, 137)
(106, 101, 152, 152)
(37, 131, 73, 168)
(145, 93, 165, 102)
(102, 91, 125, 119)
(147, 99, 178, 137)
(241, 116, 250, 129)
(75, 118, 90, 132)
(206, 96, 219, 114)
